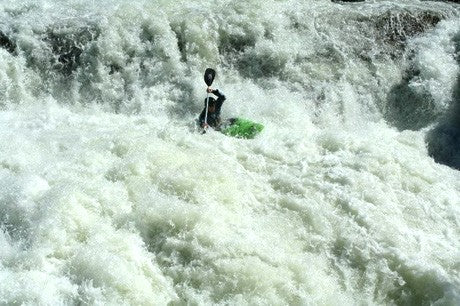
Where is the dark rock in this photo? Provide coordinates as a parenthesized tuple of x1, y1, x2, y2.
(377, 10, 443, 48)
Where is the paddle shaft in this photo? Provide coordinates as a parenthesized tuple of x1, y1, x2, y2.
(204, 92, 209, 126)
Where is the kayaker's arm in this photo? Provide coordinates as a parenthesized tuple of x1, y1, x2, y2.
(211, 89, 226, 111)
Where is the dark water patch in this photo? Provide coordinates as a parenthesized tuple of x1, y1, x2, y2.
(383, 49, 441, 131)
(332, 0, 366, 3)
(426, 123, 460, 170)
(330, 236, 452, 305)
(0, 31, 16, 54)
(426, 73, 460, 169)
(171, 22, 187, 62)
(421, 0, 460, 3)
(387, 262, 449, 305)
(426, 33, 460, 170)
(237, 48, 288, 79)
(3, 3, 38, 18)
(218, 32, 257, 54)
(234, 24, 289, 80)
(384, 77, 439, 131)
(217, 21, 266, 55)
(381, 10, 456, 131)
(44, 25, 100, 75)
(167, 77, 197, 119)
(215, 16, 278, 79)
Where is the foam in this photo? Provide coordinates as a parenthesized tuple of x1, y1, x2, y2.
(0, 0, 459, 304)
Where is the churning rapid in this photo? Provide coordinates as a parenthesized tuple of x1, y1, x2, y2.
(0, 0, 459, 304)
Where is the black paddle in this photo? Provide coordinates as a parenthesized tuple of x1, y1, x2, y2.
(204, 68, 216, 87)
(204, 68, 216, 128)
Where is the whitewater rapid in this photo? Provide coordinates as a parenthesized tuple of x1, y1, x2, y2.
(0, 0, 459, 305)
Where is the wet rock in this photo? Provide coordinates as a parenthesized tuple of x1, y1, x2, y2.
(377, 10, 444, 48)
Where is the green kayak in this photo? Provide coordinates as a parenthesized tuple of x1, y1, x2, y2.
(221, 118, 264, 139)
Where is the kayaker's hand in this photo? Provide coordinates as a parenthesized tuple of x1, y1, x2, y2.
(207, 87, 213, 93)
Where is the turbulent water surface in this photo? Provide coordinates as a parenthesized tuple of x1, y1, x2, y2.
(0, 0, 459, 305)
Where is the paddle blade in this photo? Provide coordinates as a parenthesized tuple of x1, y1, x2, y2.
(204, 68, 216, 86)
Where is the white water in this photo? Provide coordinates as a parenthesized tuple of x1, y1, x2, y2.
(0, 0, 459, 305)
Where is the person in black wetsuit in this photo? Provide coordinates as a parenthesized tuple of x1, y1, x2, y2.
(198, 87, 226, 129)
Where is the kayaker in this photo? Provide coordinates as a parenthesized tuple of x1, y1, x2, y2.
(198, 87, 226, 129)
